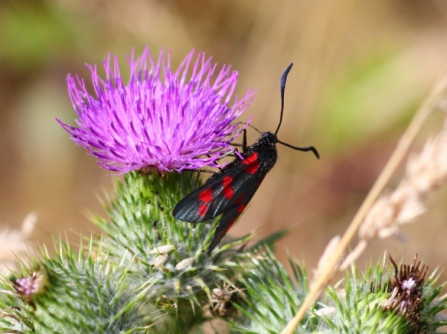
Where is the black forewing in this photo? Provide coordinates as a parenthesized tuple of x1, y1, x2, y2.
(207, 174, 264, 252)
(173, 147, 273, 223)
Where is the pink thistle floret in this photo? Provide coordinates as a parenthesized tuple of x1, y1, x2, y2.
(57, 47, 255, 173)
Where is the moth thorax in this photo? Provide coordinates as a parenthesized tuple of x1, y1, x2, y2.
(258, 132, 277, 146)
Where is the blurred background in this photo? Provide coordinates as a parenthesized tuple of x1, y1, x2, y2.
(1, 0, 447, 280)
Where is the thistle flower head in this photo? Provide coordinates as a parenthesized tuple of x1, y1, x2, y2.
(12, 270, 47, 301)
(57, 47, 254, 173)
(384, 254, 428, 320)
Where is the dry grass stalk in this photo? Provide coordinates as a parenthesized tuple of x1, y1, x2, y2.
(281, 68, 447, 334)
(341, 120, 447, 269)
(311, 236, 340, 288)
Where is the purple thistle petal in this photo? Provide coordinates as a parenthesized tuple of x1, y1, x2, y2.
(57, 47, 255, 173)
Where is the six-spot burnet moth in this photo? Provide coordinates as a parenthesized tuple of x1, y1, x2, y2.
(173, 63, 320, 253)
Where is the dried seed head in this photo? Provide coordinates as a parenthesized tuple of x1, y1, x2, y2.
(359, 185, 426, 241)
(151, 254, 168, 269)
(406, 131, 447, 194)
(148, 245, 175, 255)
(0, 213, 37, 275)
(175, 257, 194, 270)
(359, 120, 447, 244)
(210, 283, 245, 317)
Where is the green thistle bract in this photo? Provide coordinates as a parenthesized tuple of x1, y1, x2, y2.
(0, 241, 156, 333)
(92, 171, 258, 330)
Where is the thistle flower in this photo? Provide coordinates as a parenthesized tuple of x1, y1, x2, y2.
(1, 242, 155, 333)
(384, 254, 428, 326)
(11, 270, 48, 302)
(381, 254, 447, 332)
(57, 47, 254, 173)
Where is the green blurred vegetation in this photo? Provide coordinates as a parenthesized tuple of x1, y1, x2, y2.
(0, 3, 72, 70)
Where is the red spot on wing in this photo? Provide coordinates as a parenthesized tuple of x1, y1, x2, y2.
(223, 185, 234, 199)
(245, 160, 260, 174)
(234, 195, 244, 205)
(221, 175, 234, 199)
(199, 188, 213, 203)
(237, 204, 246, 213)
(198, 203, 209, 217)
(222, 176, 232, 186)
(242, 152, 261, 174)
(242, 152, 258, 165)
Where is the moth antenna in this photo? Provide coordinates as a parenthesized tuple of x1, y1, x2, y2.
(277, 139, 320, 159)
(275, 63, 294, 135)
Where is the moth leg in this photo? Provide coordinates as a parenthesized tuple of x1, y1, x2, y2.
(193, 169, 215, 174)
(229, 129, 247, 161)
(242, 128, 247, 152)
(230, 128, 247, 150)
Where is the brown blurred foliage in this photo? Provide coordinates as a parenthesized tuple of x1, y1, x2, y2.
(1, 0, 447, 278)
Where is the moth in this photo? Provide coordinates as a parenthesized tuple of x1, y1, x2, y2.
(173, 63, 319, 252)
